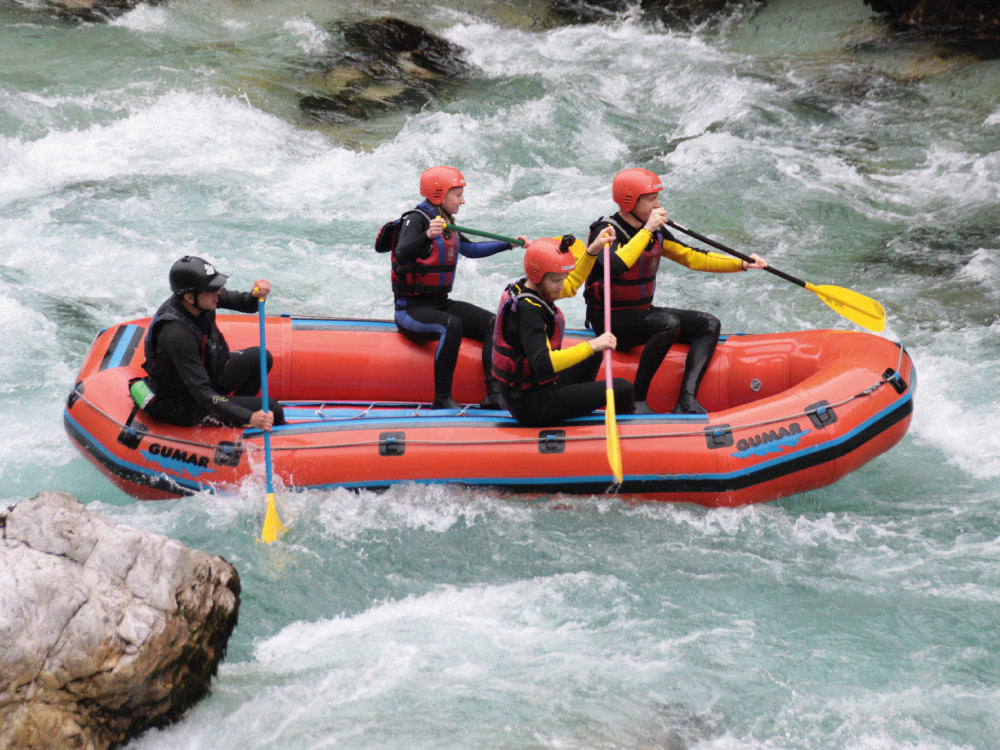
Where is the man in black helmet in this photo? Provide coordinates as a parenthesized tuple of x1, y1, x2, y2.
(135, 256, 284, 430)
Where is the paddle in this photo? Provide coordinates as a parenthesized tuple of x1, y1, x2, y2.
(257, 298, 283, 544)
(443, 222, 526, 246)
(665, 219, 886, 333)
(602, 240, 624, 486)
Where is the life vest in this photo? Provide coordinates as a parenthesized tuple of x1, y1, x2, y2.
(391, 206, 459, 297)
(585, 216, 663, 311)
(142, 296, 229, 389)
(491, 280, 565, 391)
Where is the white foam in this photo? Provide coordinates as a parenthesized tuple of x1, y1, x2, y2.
(108, 4, 171, 31)
(283, 16, 331, 55)
(908, 326, 1000, 479)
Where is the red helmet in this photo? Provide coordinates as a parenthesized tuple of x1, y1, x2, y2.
(420, 166, 466, 204)
(612, 168, 662, 213)
(524, 238, 577, 285)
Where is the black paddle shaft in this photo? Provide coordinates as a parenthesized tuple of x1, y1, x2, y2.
(665, 220, 807, 290)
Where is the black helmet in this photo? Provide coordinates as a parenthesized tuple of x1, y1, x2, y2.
(169, 256, 229, 296)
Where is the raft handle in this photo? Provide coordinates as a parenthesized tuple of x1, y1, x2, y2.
(118, 422, 148, 449)
(215, 441, 244, 467)
(538, 430, 566, 454)
(117, 401, 147, 449)
(883, 368, 907, 394)
(379, 431, 406, 456)
(806, 401, 838, 429)
(67, 382, 83, 409)
(704, 424, 733, 449)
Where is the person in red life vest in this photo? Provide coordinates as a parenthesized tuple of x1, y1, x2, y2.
(585, 168, 767, 414)
(136, 256, 284, 430)
(392, 166, 529, 410)
(492, 230, 635, 427)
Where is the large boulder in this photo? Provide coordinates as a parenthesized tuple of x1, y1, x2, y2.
(0, 491, 240, 750)
(300, 18, 472, 125)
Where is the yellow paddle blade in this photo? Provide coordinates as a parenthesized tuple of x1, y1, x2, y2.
(261, 493, 284, 544)
(605, 389, 623, 485)
(806, 283, 886, 333)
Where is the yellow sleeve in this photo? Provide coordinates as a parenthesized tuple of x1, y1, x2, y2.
(549, 340, 595, 372)
(561, 238, 596, 299)
(614, 228, 654, 269)
(662, 238, 744, 273)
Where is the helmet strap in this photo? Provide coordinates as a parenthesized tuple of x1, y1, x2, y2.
(179, 292, 204, 316)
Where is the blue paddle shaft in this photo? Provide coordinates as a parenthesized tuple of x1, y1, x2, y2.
(258, 300, 274, 494)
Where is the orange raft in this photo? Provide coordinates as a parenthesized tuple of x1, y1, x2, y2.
(64, 315, 915, 507)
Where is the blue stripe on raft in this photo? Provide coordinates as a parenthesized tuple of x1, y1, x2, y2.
(104, 324, 140, 369)
(63, 409, 211, 495)
(287, 316, 599, 339)
(246, 405, 709, 435)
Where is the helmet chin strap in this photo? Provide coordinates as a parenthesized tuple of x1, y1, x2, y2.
(180, 291, 206, 314)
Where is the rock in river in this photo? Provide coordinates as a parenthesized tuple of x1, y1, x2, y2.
(0, 491, 240, 750)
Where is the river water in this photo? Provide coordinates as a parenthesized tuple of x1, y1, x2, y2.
(2, 0, 1000, 747)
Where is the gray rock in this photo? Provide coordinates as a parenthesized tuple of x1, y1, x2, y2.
(0, 491, 240, 750)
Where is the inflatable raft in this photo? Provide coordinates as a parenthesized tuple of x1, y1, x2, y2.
(64, 314, 915, 507)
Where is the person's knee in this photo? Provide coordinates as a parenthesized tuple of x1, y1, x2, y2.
(482, 314, 497, 339)
(271, 400, 286, 425)
(649, 310, 680, 340)
(704, 314, 721, 337)
(612, 378, 635, 414)
(442, 315, 463, 342)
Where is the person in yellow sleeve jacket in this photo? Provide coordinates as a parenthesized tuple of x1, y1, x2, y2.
(492, 228, 635, 427)
(586, 168, 768, 414)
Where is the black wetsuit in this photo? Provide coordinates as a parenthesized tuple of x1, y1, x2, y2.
(586, 215, 733, 409)
(140, 293, 284, 427)
(495, 279, 633, 427)
(393, 200, 512, 402)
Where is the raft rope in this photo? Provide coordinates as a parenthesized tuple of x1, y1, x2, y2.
(69, 354, 907, 456)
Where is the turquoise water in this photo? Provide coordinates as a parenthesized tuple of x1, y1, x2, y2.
(2, 0, 1000, 747)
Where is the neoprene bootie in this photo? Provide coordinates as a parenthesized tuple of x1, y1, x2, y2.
(479, 381, 505, 410)
(633, 400, 655, 414)
(432, 395, 461, 410)
(671, 331, 715, 415)
(672, 393, 708, 414)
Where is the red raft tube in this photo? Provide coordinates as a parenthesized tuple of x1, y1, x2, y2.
(63, 315, 914, 507)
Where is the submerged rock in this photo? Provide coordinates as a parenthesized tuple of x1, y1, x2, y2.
(0, 491, 240, 750)
(300, 18, 471, 126)
(41, 0, 161, 22)
(864, 0, 1000, 37)
(550, 0, 758, 26)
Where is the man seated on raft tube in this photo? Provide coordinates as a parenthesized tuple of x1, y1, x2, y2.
(586, 168, 768, 415)
(132, 255, 284, 431)
(492, 229, 635, 426)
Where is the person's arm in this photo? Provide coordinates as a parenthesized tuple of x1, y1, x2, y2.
(562, 226, 615, 298)
(458, 238, 514, 259)
(217, 288, 260, 313)
(611, 228, 655, 273)
(515, 298, 596, 377)
(393, 211, 433, 264)
(660, 231, 744, 273)
(589, 219, 649, 277)
(157, 323, 255, 424)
